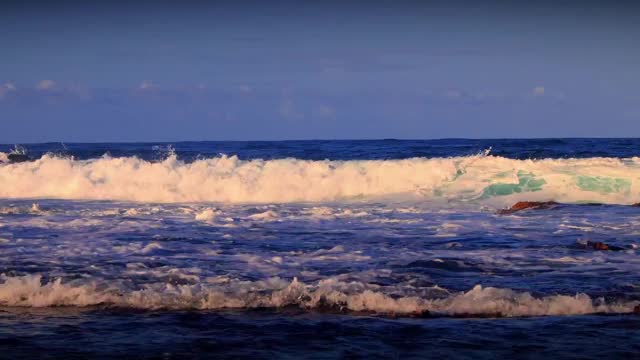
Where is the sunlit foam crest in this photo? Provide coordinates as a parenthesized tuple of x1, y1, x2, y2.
(1, 154, 639, 204)
(0, 275, 637, 317)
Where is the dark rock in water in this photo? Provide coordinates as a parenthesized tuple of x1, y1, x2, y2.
(7, 153, 30, 163)
(408, 309, 430, 318)
(587, 241, 610, 251)
(585, 241, 625, 251)
(497, 201, 558, 215)
(634, 305, 640, 314)
(632, 203, 640, 207)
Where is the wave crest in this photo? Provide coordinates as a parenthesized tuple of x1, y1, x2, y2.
(0, 275, 636, 317)
(1, 154, 640, 204)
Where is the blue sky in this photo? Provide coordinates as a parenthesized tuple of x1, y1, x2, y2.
(1, 1, 639, 142)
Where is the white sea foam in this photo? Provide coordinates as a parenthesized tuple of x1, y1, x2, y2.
(194, 208, 220, 222)
(247, 210, 279, 221)
(139, 242, 163, 254)
(0, 203, 48, 215)
(0, 275, 636, 317)
(1, 154, 640, 205)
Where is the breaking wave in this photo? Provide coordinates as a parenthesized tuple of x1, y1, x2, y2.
(1, 153, 640, 204)
(0, 275, 636, 317)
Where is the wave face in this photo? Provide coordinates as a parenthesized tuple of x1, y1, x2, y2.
(1, 153, 640, 204)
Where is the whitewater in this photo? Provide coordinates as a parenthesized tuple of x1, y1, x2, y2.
(2, 152, 640, 205)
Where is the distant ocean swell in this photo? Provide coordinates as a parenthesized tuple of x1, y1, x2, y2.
(2, 153, 640, 204)
(1, 275, 637, 317)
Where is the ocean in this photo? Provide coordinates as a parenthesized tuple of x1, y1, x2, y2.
(0, 139, 639, 358)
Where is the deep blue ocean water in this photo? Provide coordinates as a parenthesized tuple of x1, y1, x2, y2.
(5, 138, 640, 161)
(0, 139, 639, 358)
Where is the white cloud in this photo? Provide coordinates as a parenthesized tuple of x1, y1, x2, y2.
(316, 105, 336, 119)
(237, 85, 251, 94)
(138, 80, 157, 90)
(0, 82, 16, 99)
(532, 86, 545, 96)
(279, 89, 303, 120)
(36, 79, 56, 90)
